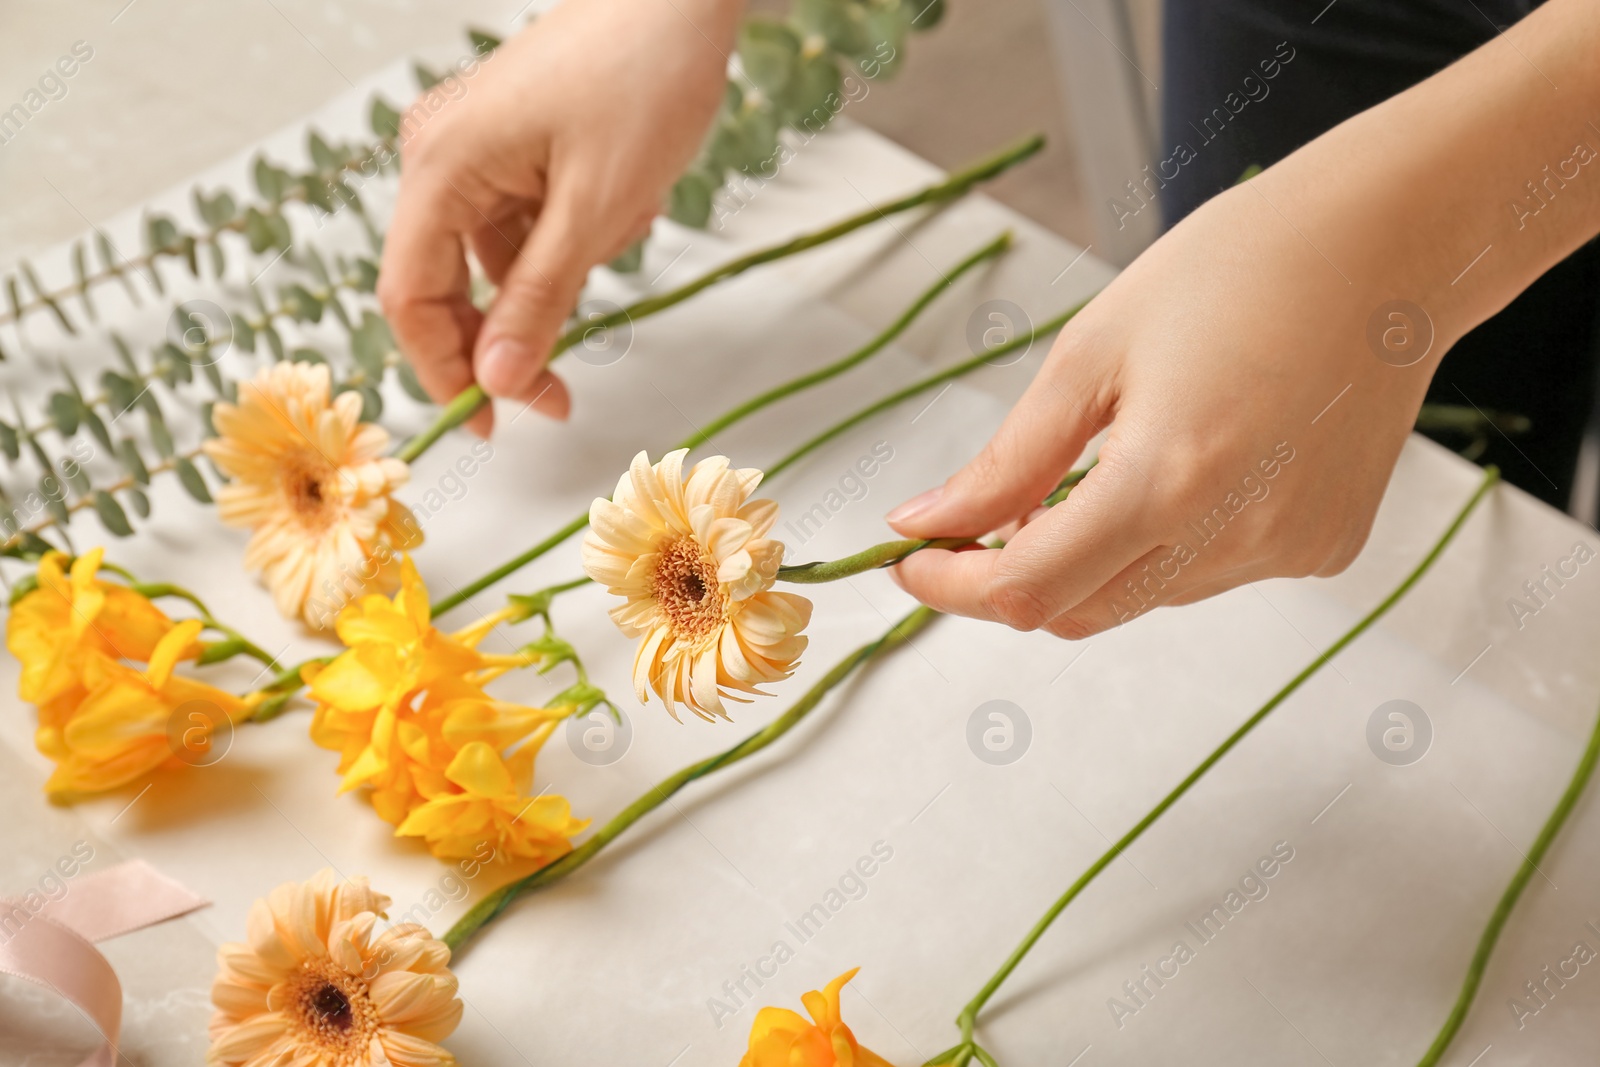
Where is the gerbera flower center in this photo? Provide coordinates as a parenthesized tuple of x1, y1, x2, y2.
(653, 536, 726, 647)
(282, 451, 340, 531)
(283, 959, 377, 1058)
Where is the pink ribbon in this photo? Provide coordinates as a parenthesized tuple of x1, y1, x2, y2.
(0, 860, 208, 1067)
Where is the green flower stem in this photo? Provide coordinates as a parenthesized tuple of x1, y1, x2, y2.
(1414, 689, 1600, 1065)
(779, 537, 975, 582)
(441, 604, 939, 953)
(939, 465, 1500, 1055)
(395, 135, 1045, 463)
(427, 229, 1024, 618)
(766, 295, 1094, 483)
(777, 467, 1097, 584)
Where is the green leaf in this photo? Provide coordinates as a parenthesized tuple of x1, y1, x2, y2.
(609, 239, 645, 274)
(414, 62, 442, 91)
(82, 407, 111, 452)
(71, 241, 96, 323)
(93, 491, 133, 537)
(157, 342, 192, 386)
(669, 172, 717, 228)
(305, 247, 331, 287)
(290, 347, 327, 365)
(97, 230, 140, 305)
(468, 27, 502, 54)
(179, 234, 199, 277)
(252, 156, 289, 202)
(396, 361, 431, 404)
(352, 258, 380, 294)
(357, 384, 383, 422)
(39, 478, 69, 527)
(112, 333, 139, 375)
(49, 392, 82, 437)
(739, 19, 801, 98)
(20, 261, 75, 336)
(261, 322, 285, 361)
(144, 214, 180, 256)
(785, 52, 843, 130)
(350, 311, 394, 378)
(174, 456, 212, 503)
(244, 207, 275, 254)
(308, 130, 342, 172)
(61, 457, 91, 498)
(370, 96, 403, 140)
(147, 405, 175, 459)
(100, 370, 139, 417)
(792, 0, 870, 55)
(206, 240, 227, 279)
(231, 312, 256, 354)
(281, 284, 325, 324)
(0, 420, 17, 462)
(126, 486, 150, 519)
(861, 5, 911, 75)
(5, 276, 22, 324)
(202, 358, 226, 398)
(117, 438, 151, 484)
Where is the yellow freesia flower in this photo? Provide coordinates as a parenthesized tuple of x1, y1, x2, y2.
(41, 619, 254, 798)
(397, 736, 588, 862)
(7, 547, 178, 714)
(741, 969, 896, 1067)
(307, 557, 583, 861)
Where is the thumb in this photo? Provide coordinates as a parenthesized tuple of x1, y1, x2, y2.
(472, 186, 593, 414)
(887, 353, 1112, 538)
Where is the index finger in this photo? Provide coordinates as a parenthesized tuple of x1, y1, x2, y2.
(889, 466, 1156, 630)
(377, 172, 492, 437)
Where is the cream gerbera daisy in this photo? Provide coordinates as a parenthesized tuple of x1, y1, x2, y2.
(581, 449, 811, 722)
(204, 362, 420, 629)
(208, 869, 462, 1067)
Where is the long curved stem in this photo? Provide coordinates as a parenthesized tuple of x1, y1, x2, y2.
(942, 465, 1499, 1049)
(1414, 689, 1600, 1065)
(396, 135, 1045, 462)
(441, 604, 938, 952)
(427, 230, 1030, 618)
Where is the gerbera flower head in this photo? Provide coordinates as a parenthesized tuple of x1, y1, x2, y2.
(208, 868, 462, 1067)
(203, 361, 421, 630)
(306, 557, 586, 860)
(740, 968, 895, 1067)
(581, 449, 811, 722)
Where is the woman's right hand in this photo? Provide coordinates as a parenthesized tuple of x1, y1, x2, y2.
(378, 0, 745, 434)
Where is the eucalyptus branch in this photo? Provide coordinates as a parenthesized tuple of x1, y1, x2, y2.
(427, 227, 1034, 617)
(936, 466, 1499, 1057)
(1414, 688, 1600, 1066)
(0, 443, 207, 555)
(442, 603, 938, 953)
(396, 134, 1046, 463)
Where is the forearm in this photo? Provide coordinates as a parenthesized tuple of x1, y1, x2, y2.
(1256, 0, 1600, 362)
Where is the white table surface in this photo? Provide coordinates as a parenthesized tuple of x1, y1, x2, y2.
(4, 43, 1600, 1067)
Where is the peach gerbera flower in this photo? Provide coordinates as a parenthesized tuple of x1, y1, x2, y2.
(203, 362, 421, 629)
(581, 449, 811, 722)
(209, 869, 462, 1067)
(741, 968, 895, 1067)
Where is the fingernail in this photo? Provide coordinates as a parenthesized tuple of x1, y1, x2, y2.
(478, 338, 531, 398)
(887, 486, 943, 525)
